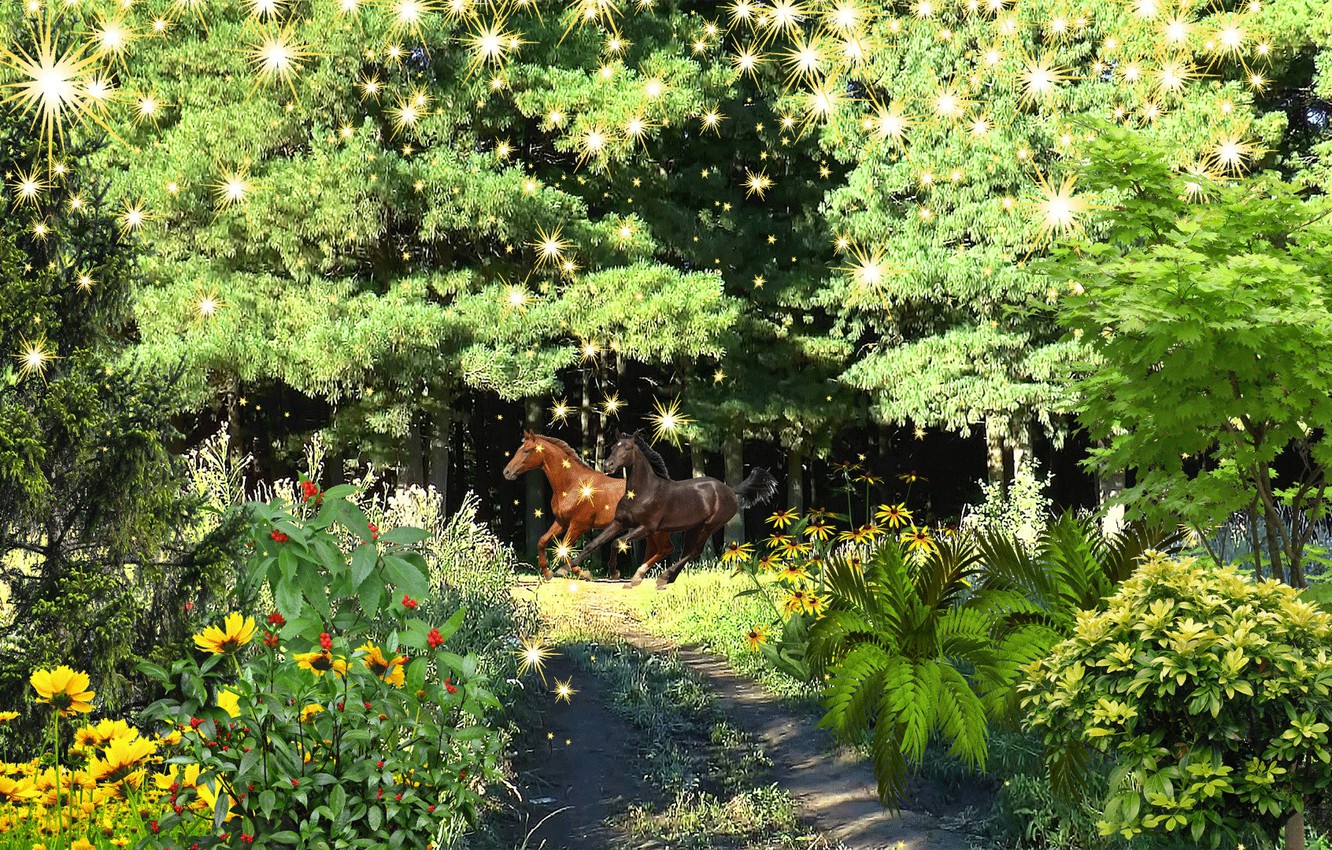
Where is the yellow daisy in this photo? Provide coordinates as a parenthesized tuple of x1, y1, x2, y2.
(30, 666, 95, 715)
(193, 612, 257, 655)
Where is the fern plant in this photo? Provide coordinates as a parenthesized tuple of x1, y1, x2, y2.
(808, 539, 1051, 809)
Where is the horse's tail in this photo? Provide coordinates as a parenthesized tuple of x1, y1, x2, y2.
(733, 467, 779, 510)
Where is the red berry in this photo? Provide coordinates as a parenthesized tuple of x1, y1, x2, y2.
(320, 632, 333, 650)
(268, 612, 286, 626)
(427, 628, 443, 649)
(270, 530, 289, 543)
(291, 778, 299, 787)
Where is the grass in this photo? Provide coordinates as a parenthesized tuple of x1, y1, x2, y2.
(516, 562, 816, 700)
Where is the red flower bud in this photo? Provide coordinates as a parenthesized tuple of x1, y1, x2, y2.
(291, 778, 299, 787)
(395, 793, 403, 801)
(267, 612, 286, 626)
(427, 628, 444, 649)
(300, 480, 320, 503)
(402, 593, 418, 609)
(445, 677, 457, 694)
(184, 600, 194, 613)
(376, 760, 385, 769)
(270, 529, 289, 543)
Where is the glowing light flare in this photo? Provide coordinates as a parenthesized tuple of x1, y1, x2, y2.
(648, 396, 692, 446)
(515, 635, 556, 683)
(743, 168, 772, 199)
(1028, 172, 1089, 245)
(15, 336, 55, 381)
(0, 13, 103, 162)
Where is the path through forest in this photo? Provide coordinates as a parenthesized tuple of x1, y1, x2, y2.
(499, 579, 983, 850)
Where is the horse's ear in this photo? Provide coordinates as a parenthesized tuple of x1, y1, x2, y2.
(632, 429, 643, 439)
(523, 428, 535, 440)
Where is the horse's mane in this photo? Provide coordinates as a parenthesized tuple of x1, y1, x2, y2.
(633, 434, 671, 479)
(536, 435, 594, 470)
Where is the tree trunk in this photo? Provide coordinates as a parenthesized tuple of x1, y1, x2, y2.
(787, 442, 805, 515)
(404, 418, 425, 486)
(428, 395, 452, 513)
(580, 369, 592, 458)
(691, 442, 706, 480)
(1009, 415, 1033, 474)
(1263, 504, 1287, 586)
(1098, 461, 1127, 537)
(985, 414, 1006, 489)
(1286, 809, 1305, 850)
(1246, 505, 1264, 579)
(525, 398, 545, 559)
(724, 429, 745, 546)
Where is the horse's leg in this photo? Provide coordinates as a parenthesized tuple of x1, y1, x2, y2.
(552, 519, 592, 578)
(536, 521, 566, 579)
(566, 521, 627, 572)
(656, 523, 725, 590)
(626, 532, 674, 589)
(605, 542, 620, 582)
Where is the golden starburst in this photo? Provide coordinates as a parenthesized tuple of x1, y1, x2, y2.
(195, 288, 224, 321)
(389, 89, 431, 136)
(863, 100, 911, 149)
(117, 198, 150, 234)
(211, 166, 254, 210)
(1, 12, 103, 163)
(553, 677, 577, 704)
(245, 24, 310, 97)
(1028, 172, 1089, 245)
(89, 16, 135, 63)
(1017, 53, 1072, 105)
(841, 243, 897, 296)
(15, 335, 56, 382)
(743, 169, 772, 199)
(1210, 134, 1259, 174)
(731, 45, 763, 77)
(464, 19, 522, 71)
(245, 0, 286, 20)
(530, 224, 572, 267)
(10, 167, 48, 206)
(601, 393, 622, 416)
(648, 396, 692, 446)
(549, 397, 571, 426)
(515, 635, 556, 683)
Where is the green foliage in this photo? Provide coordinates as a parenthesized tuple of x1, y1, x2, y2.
(806, 539, 1050, 808)
(139, 491, 504, 847)
(1021, 555, 1332, 848)
(1045, 125, 1332, 587)
(963, 459, 1055, 549)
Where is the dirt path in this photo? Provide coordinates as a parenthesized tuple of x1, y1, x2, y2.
(505, 579, 982, 850)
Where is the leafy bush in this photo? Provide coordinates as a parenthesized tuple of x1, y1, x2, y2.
(1021, 554, 1332, 849)
(138, 488, 505, 848)
(962, 459, 1054, 551)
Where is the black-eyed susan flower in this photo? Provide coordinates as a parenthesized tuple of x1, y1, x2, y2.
(767, 508, 798, 528)
(783, 589, 810, 615)
(0, 711, 17, 722)
(766, 532, 792, 549)
(875, 502, 913, 529)
(900, 525, 936, 555)
(30, 666, 95, 716)
(299, 703, 325, 722)
(898, 470, 925, 484)
(778, 538, 812, 559)
(756, 555, 780, 573)
(294, 649, 349, 678)
(357, 643, 407, 687)
(804, 521, 833, 541)
(778, 562, 809, 584)
(805, 594, 826, 618)
(721, 541, 755, 564)
(193, 612, 257, 655)
(745, 625, 770, 652)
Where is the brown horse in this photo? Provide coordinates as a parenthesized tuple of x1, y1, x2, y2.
(502, 430, 674, 579)
(568, 432, 779, 589)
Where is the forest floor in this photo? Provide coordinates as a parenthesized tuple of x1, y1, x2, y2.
(482, 578, 990, 850)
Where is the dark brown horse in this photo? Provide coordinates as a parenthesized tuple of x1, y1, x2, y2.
(568, 432, 779, 588)
(502, 431, 674, 579)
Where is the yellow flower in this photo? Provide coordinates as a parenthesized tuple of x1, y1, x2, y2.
(778, 562, 808, 584)
(71, 840, 95, 850)
(756, 555, 781, 573)
(88, 734, 157, 784)
(357, 643, 407, 687)
(783, 589, 810, 616)
(299, 703, 324, 722)
(294, 650, 349, 677)
(805, 594, 826, 618)
(0, 711, 17, 722)
(900, 525, 937, 555)
(720, 541, 754, 564)
(217, 688, 241, 718)
(193, 612, 257, 655)
(745, 626, 769, 652)
(804, 521, 833, 541)
(30, 666, 96, 716)
(155, 763, 202, 791)
(766, 508, 798, 528)
(195, 780, 235, 820)
(0, 775, 38, 802)
(875, 503, 913, 529)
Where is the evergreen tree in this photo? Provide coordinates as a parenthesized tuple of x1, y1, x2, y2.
(0, 13, 234, 733)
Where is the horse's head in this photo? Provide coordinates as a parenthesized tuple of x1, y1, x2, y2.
(503, 430, 543, 480)
(603, 431, 641, 475)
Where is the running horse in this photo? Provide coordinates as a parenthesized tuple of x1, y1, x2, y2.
(502, 431, 674, 579)
(567, 432, 779, 589)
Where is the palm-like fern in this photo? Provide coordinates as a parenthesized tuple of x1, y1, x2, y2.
(808, 540, 1051, 809)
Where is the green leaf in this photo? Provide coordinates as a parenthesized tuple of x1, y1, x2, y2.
(350, 542, 378, 590)
(380, 526, 430, 546)
(383, 555, 429, 600)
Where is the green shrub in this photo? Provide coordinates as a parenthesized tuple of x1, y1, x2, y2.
(1021, 554, 1332, 849)
(139, 488, 505, 848)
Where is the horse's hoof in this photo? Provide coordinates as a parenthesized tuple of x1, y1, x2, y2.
(540, 569, 552, 579)
(608, 572, 620, 581)
(623, 581, 640, 590)
(655, 576, 670, 590)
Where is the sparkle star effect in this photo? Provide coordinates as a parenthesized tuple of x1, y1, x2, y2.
(553, 677, 577, 704)
(1, 12, 105, 163)
(648, 396, 692, 446)
(15, 336, 56, 382)
(515, 635, 556, 684)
